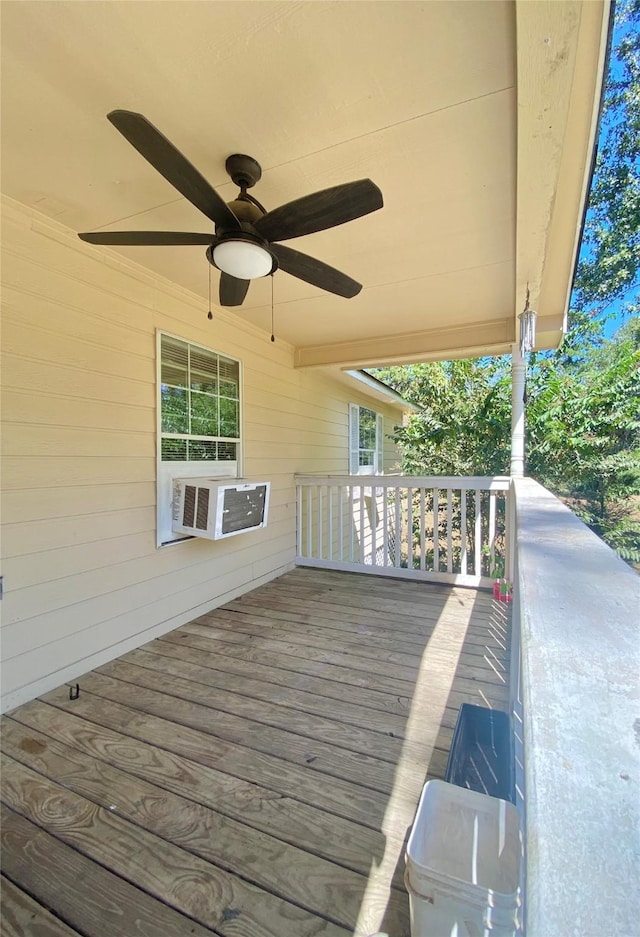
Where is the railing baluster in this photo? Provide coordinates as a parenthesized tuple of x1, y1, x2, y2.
(317, 486, 324, 559)
(446, 488, 453, 573)
(349, 484, 355, 562)
(371, 485, 377, 566)
(407, 486, 413, 571)
(475, 489, 482, 576)
(382, 487, 389, 567)
(433, 489, 439, 572)
(489, 490, 496, 573)
(297, 484, 302, 557)
(307, 486, 313, 558)
(338, 485, 344, 563)
(359, 484, 365, 565)
(394, 487, 402, 567)
(461, 489, 468, 575)
(327, 485, 334, 562)
(420, 487, 426, 571)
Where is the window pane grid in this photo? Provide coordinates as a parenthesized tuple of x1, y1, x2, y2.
(160, 335, 240, 463)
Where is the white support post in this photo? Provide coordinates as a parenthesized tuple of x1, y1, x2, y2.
(511, 342, 527, 477)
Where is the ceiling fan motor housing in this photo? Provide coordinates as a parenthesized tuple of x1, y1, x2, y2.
(225, 153, 262, 189)
(225, 198, 264, 225)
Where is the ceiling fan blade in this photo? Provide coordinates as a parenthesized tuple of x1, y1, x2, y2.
(219, 273, 250, 307)
(78, 231, 216, 246)
(271, 244, 362, 298)
(107, 110, 241, 230)
(254, 179, 383, 243)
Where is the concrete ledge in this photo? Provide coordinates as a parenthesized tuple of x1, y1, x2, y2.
(513, 478, 639, 936)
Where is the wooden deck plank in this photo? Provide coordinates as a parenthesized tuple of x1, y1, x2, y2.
(1, 748, 389, 935)
(198, 608, 508, 677)
(0, 806, 219, 937)
(129, 642, 493, 758)
(97, 657, 412, 765)
(125, 643, 417, 738)
(233, 586, 504, 635)
(246, 570, 498, 615)
(151, 635, 506, 723)
(1, 568, 511, 937)
(175, 623, 508, 698)
(219, 597, 508, 657)
(0, 875, 82, 937)
(6, 702, 406, 890)
(162, 630, 509, 709)
(48, 669, 432, 795)
(38, 684, 393, 828)
(267, 567, 494, 605)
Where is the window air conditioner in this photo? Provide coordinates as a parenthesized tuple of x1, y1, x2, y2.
(172, 477, 270, 540)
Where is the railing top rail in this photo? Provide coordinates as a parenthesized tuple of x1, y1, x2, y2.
(294, 474, 511, 490)
(514, 477, 640, 937)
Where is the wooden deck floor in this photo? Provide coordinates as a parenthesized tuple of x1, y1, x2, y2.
(0, 567, 510, 937)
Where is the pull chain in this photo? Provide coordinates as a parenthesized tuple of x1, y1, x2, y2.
(207, 263, 213, 320)
(270, 274, 275, 342)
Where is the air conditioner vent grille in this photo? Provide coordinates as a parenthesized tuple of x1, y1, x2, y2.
(196, 488, 210, 530)
(183, 485, 197, 528)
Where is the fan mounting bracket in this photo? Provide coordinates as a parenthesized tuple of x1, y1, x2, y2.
(225, 154, 262, 190)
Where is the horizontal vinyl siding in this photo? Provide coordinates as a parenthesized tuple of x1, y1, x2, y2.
(0, 196, 405, 712)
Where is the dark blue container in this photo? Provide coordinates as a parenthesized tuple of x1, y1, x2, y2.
(445, 703, 515, 804)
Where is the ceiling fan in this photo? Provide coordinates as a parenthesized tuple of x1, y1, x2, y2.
(78, 110, 383, 307)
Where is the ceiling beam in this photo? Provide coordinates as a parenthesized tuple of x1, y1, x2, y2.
(295, 314, 566, 369)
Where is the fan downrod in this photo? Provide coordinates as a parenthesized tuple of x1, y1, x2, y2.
(225, 154, 262, 189)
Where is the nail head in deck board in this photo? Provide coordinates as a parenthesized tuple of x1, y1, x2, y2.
(1, 875, 82, 937)
(4, 705, 406, 890)
(0, 752, 354, 936)
(0, 806, 221, 937)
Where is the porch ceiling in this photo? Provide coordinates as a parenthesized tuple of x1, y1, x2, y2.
(1, 1, 608, 367)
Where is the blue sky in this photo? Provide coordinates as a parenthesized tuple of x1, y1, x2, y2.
(571, 2, 639, 340)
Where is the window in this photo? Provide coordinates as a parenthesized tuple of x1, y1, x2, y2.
(349, 404, 384, 474)
(157, 333, 241, 545)
(160, 334, 240, 462)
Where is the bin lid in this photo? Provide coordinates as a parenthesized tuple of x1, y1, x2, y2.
(406, 780, 521, 898)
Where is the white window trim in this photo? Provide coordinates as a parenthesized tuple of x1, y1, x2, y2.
(156, 329, 243, 547)
(349, 403, 384, 475)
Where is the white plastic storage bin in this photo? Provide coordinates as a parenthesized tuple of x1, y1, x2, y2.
(405, 779, 522, 937)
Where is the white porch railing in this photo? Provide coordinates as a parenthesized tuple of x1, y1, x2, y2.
(511, 477, 639, 936)
(295, 474, 511, 587)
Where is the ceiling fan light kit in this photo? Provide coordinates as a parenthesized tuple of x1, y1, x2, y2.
(212, 239, 273, 280)
(78, 110, 383, 308)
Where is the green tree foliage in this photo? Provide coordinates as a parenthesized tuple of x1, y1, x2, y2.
(527, 319, 640, 560)
(573, 0, 640, 313)
(377, 360, 511, 476)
